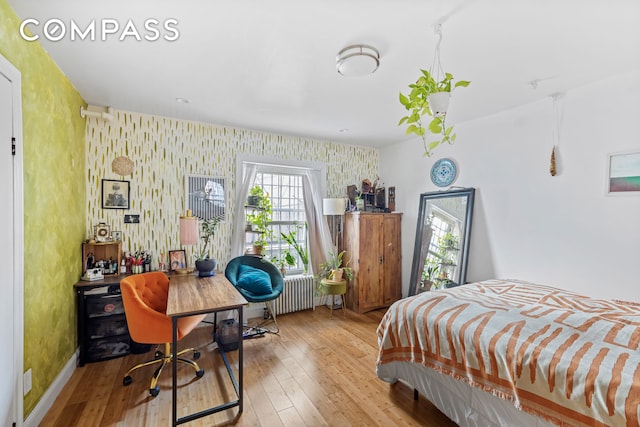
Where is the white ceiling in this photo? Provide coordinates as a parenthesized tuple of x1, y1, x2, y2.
(8, 0, 640, 148)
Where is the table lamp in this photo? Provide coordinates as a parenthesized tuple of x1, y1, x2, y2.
(179, 210, 199, 267)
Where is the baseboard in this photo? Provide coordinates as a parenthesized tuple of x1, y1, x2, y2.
(24, 348, 78, 427)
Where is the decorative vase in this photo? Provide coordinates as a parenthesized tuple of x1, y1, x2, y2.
(195, 259, 216, 277)
(280, 267, 286, 277)
(428, 92, 450, 118)
(252, 244, 263, 256)
(330, 269, 343, 282)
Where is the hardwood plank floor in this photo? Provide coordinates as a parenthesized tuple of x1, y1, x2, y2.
(40, 308, 457, 426)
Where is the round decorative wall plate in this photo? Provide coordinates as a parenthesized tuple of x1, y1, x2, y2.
(430, 158, 457, 187)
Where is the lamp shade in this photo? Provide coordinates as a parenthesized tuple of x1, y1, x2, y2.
(323, 198, 345, 216)
(179, 211, 199, 246)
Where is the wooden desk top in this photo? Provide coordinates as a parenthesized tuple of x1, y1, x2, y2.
(166, 273, 248, 318)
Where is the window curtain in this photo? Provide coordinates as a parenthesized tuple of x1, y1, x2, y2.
(230, 163, 257, 256)
(302, 169, 333, 275)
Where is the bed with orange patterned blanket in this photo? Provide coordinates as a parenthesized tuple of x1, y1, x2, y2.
(376, 279, 640, 427)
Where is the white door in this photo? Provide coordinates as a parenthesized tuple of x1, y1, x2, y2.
(0, 62, 17, 426)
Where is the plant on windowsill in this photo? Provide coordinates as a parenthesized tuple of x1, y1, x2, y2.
(270, 250, 296, 277)
(194, 216, 222, 277)
(281, 225, 309, 274)
(316, 250, 353, 283)
(245, 185, 273, 255)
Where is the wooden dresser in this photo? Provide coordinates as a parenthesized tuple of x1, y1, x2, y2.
(343, 212, 402, 313)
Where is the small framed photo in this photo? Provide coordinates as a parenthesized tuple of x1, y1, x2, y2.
(112, 231, 122, 241)
(94, 223, 111, 242)
(168, 250, 187, 271)
(102, 179, 130, 209)
(607, 151, 640, 195)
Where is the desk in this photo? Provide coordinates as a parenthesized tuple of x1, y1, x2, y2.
(166, 273, 248, 426)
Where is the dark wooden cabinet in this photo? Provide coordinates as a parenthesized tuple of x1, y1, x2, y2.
(75, 277, 130, 366)
(343, 212, 402, 313)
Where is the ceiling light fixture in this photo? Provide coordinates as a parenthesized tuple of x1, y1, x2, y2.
(336, 44, 380, 77)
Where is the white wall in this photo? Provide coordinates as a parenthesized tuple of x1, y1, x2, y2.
(380, 70, 640, 302)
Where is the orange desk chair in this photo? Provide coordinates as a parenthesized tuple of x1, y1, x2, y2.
(120, 272, 206, 397)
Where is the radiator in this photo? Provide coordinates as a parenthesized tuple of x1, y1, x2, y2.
(273, 275, 315, 315)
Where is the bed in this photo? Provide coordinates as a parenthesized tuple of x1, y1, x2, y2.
(376, 279, 640, 426)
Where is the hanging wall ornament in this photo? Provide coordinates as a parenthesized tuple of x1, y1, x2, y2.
(112, 156, 135, 176)
(549, 93, 563, 177)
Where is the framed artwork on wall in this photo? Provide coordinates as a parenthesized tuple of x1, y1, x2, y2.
(102, 179, 130, 209)
(185, 175, 226, 221)
(607, 151, 640, 195)
(169, 250, 187, 271)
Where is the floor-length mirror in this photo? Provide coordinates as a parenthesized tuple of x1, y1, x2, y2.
(409, 188, 475, 296)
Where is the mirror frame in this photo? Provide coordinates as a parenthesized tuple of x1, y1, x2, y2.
(408, 187, 475, 296)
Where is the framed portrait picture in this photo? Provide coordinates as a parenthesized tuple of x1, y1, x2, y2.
(112, 231, 122, 241)
(168, 249, 187, 271)
(607, 151, 640, 195)
(102, 179, 130, 209)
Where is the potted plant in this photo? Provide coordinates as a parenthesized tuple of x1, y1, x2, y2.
(398, 69, 470, 156)
(420, 258, 440, 291)
(245, 186, 273, 255)
(317, 250, 353, 282)
(270, 250, 296, 277)
(281, 225, 309, 274)
(194, 216, 221, 277)
(246, 185, 263, 207)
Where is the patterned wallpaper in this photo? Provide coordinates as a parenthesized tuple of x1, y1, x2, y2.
(86, 110, 379, 269)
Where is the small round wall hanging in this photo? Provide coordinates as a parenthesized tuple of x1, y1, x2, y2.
(430, 158, 457, 187)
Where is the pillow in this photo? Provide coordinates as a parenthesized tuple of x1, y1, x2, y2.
(236, 264, 273, 295)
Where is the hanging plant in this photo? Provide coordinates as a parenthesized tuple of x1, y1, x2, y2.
(397, 24, 470, 157)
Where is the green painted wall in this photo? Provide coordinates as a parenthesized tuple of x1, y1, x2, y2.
(0, 0, 86, 418)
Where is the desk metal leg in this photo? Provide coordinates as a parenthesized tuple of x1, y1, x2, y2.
(239, 307, 243, 413)
(172, 317, 178, 426)
(172, 308, 244, 425)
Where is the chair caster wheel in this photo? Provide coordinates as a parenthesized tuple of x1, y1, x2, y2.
(149, 386, 160, 397)
(193, 351, 201, 360)
(154, 351, 163, 359)
(196, 369, 204, 378)
(123, 376, 132, 386)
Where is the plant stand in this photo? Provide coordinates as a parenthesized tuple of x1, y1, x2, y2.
(317, 279, 347, 317)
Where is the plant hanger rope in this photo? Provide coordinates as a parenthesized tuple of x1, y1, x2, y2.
(430, 24, 445, 82)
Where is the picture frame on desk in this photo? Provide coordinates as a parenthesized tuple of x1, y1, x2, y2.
(169, 250, 187, 271)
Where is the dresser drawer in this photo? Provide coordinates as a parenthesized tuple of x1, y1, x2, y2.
(87, 314, 128, 339)
(86, 336, 130, 363)
(86, 294, 125, 318)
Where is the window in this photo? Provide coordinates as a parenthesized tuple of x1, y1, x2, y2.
(245, 170, 308, 274)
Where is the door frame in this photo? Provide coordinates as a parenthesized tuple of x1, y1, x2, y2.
(1, 52, 25, 426)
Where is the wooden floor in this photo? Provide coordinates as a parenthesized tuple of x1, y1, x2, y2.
(40, 308, 457, 427)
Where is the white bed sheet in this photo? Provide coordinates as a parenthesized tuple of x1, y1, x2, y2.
(378, 360, 556, 427)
